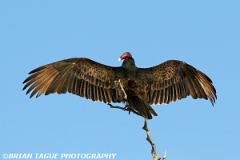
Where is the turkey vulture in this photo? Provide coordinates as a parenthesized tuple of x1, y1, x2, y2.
(23, 52, 217, 119)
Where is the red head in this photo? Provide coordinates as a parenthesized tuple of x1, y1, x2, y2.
(119, 52, 133, 61)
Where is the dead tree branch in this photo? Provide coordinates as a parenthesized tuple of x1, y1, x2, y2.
(107, 103, 141, 117)
(143, 119, 167, 160)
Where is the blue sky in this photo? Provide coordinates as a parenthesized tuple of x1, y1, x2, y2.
(0, 0, 239, 159)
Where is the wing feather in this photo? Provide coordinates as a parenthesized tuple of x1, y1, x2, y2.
(23, 58, 125, 103)
(172, 85, 176, 102)
(168, 86, 172, 103)
(138, 60, 217, 105)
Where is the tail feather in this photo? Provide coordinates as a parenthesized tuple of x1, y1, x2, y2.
(128, 96, 158, 119)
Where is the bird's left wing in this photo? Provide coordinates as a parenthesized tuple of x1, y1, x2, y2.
(137, 60, 217, 105)
(23, 58, 126, 103)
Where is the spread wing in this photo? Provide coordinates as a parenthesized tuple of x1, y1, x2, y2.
(23, 58, 126, 103)
(138, 60, 217, 105)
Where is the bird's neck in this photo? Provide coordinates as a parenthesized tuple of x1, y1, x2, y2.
(122, 58, 136, 72)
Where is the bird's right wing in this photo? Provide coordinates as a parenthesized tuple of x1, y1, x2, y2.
(23, 58, 126, 103)
(138, 60, 217, 105)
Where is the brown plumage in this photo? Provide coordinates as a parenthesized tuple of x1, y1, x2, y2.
(23, 52, 217, 119)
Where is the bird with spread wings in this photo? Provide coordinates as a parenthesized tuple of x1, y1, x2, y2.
(23, 52, 217, 119)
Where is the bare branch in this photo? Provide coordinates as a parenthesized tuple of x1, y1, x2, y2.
(107, 103, 127, 111)
(107, 103, 142, 117)
(115, 79, 127, 99)
(143, 119, 166, 160)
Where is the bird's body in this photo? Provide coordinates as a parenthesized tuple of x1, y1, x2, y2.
(23, 52, 217, 119)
